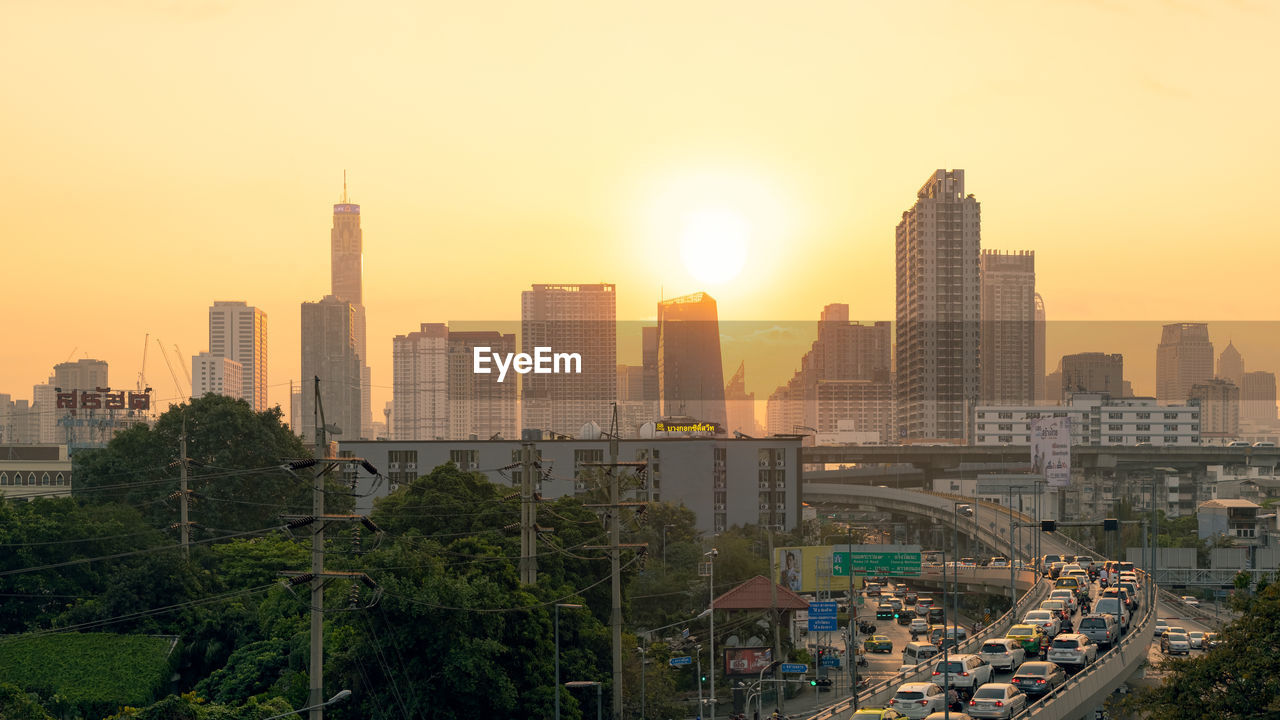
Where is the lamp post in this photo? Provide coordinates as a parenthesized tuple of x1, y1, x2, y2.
(847, 524, 858, 711)
(704, 548, 719, 720)
(555, 603, 584, 720)
(565, 681, 603, 720)
(262, 690, 352, 720)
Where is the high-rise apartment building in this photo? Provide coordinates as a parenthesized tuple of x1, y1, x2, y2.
(724, 362, 758, 436)
(392, 323, 448, 441)
(658, 292, 727, 428)
(300, 296, 362, 445)
(208, 301, 268, 410)
(521, 284, 616, 437)
(330, 181, 372, 438)
(1189, 379, 1240, 439)
(446, 331, 517, 440)
(1034, 293, 1047, 403)
(53, 359, 108, 392)
(641, 326, 659, 408)
(1157, 323, 1214, 404)
(1217, 341, 1244, 387)
(980, 250, 1036, 405)
(895, 169, 981, 440)
(1241, 371, 1277, 423)
(1061, 352, 1125, 401)
(191, 352, 243, 401)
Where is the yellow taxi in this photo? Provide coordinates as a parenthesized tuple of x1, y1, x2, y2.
(850, 709, 905, 720)
(1006, 623, 1047, 657)
(864, 635, 894, 653)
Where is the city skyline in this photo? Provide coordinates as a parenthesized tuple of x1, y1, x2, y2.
(6, 2, 1280, 425)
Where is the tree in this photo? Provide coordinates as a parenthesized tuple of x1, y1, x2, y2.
(1119, 577, 1280, 718)
(73, 394, 348, 532)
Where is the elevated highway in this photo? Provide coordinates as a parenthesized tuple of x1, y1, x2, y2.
(806, 484, 1156, 720)
(801, 443, 1280, 474)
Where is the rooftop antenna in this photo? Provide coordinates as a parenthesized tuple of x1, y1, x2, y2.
(342, 170, 348, 203)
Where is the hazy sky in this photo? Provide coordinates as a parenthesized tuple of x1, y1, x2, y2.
(4, 0, 1279, 417)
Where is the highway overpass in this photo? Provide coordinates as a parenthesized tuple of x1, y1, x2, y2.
(801, 444, 1280, 474)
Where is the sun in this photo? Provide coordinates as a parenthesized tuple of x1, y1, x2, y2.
(679, 208, 749, 285)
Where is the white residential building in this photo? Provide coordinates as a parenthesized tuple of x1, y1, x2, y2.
(976, 393, 1201, 446)
(208, 301, 268, 411)
(191, 352, 244, 401)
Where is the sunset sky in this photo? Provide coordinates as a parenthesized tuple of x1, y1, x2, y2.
(4, 0, 1279, 418)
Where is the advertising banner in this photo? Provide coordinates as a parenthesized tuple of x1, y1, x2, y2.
(1031, 417, 1071, 487)
(725, 647, 773, 676)
(778, 548, 803, 592)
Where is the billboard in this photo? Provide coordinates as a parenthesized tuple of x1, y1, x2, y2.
(775, 546, 866, 592)
(779, 548, 803, 592)
(725, 647, 773, 676)
(1031, 417, 1071, 487)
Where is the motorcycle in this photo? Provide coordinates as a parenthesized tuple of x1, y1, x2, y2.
(857, 620, 877, 635)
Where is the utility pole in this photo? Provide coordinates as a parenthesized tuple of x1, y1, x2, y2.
(768, 529, 783, 716)
(519, 441, 538, 585)
(179, 413, 190, 559)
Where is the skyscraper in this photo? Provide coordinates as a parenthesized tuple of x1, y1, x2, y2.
(1060, 352, 1124, 401)
(724, 362, 759, 436)
(392, 323, 449, 441)
(208, 301, 268, 411)
(895, 169, 981, 440)
(1034, 293, 1047, 403)
(1189, 379, 1240, 440)
(1241, 371, 1277, 424)
(657, 292, 727, 428)
(191, 352, 243, 401)
(300, 296, 362, 445)
(1217, 341, 1244, 387)
(521, 284, 616, 436)
(330, 178, 372, 438)
(1156, 323, 1214, 405)
(446, 330, 517, 440)
(980, 250, 1036, 405)
(53, 359, 108, 392)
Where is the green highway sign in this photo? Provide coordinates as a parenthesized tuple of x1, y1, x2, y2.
(832, 550, 922, 577)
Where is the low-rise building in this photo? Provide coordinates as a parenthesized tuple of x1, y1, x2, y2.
(0, 445, 72, 499)
(1197, 498, 1264, 547)
(976, 393, 1200, 446)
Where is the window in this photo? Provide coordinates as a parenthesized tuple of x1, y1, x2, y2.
(1164, 436, 1177, 443)
(1108, 413, 1122, 419)
(998, 412, 1013, 419)
(1136, 412, 1151, 419)
(1108, 436, 1123, 443)
(1108, 424, 1123, 431)
(41, 473, 50, 486)
(0, 473, 6, 485)
(1164, 413, 1179, 420)
(999, 424, 1013, 431)
(1136, 424, 1150, 431)
(55, 473, 65, 486)
(1164, 425, 1178, 431)
(1136, 436, 1151, 443)
(999, 435, 1013, 443)
(450, 449, 480, 469)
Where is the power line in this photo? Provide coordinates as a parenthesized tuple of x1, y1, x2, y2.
(0, 525, 284, 578)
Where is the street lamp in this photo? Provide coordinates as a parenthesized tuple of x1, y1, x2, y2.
(555, 603, 584, 720)
(704, 548, 719, 720)
(262, 690, 352, 720)
(565, 681, 603, 720)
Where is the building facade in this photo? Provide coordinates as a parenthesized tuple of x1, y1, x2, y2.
(1241, 371, 1277, 424)
(446, 331, 518, 440)
(895, 169, 981, 440)
(815, 380, 894, 443)
(208, 301, 268, 411)
(520, 283, 617, 437)
(657, 292, 726, 429)
(1060, 352, 1125, 401)
(724, 362, 759, 437)
(191, 352, 244, 401)
(299, 295, 362, 444)
(391, 323, 449, 441)
(976, 394, 1201, 446)
(980, 250, 1036, 405)
(1216, 341, 1244, 387)
(1189, 379, 1240, 440)
(0, 445, 72, 500)
(330, 186, 372, 438)
(1156, 323, 1214, 404)
(340, 437, 803, 534)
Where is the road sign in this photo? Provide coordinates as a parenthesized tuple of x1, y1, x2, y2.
(1215, 589, 1229, 598)
(808, 601, 838, 631)
(669, 656, 693, 667)
(833, 549, 922, 577)
(808, 617, 838, 631)
(809, 601, 837, 616)
(780, 663, 808, 674)
(820, 656, 842, 668)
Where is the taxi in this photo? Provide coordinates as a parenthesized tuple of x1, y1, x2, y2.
(864, 635, 894, 653)
(850, 709, 905, 720)
(1005, 623, 1046, 657)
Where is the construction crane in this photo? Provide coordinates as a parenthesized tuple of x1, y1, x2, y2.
(155, 338, 190, 399)
(174, 344, 193, 391)
(137, 334, 150, 393)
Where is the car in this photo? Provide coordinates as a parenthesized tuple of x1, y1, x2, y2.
(988, 557, 1010, 568)
(1204, 632, 1222, 649)
(957, 504, 975, 517)
(1010, 661, 1066, 699)
(1078, 614, 1120, 649)
(1048, 589, 1078, 614)
(1154, 618, 1171, 637)
(916, 596, 935, 612)
(1094, 597, 1130, 632)
(877, 605, 896, 620)
(1040, 600, 1071, 625)
(1048, 562, 1066, 579)
(888, 598, 905, 612)
(866, 583, 883, 597)
(1180, 595, 1200, 607)
(905, 592, 919, 605)
(1162, 630, 1191, 655)
(1074, 556, 1096, 572)
(888, 682, 947, 719)
(1227, 440, 1252, 447)
(926, 607, 946, 625)
(1053, 576, 1083, 599)
(929, 624, 968, 650)
(898, 609, 918, 626)
(978, 638, 1026, 672)
(1046, 633, 1098, 670)
(1023, 610, 1061, 638)
(865, 635, 894, 653)
(924, 714, 973, 720)
(1119, 582, 1141, 608)
(902, 641, 942, 666)
(1188, 630, 1206, 649)
(932, 654, 993, 693)
(1060, 563, 1084, 575)
(1253, 441, 1276, 448)
(1006, 624, 1047, 657)
(966, 682, 1028, 719)
(909, 618, 931, 635)
(851, 709, 906, 720)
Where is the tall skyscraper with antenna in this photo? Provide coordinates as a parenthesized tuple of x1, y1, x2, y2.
(330, 173, 372, 438)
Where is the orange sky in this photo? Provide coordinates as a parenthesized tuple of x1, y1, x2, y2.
(3, 1, 1279, 418)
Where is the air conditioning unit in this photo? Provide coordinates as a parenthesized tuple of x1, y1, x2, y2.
(575, 481, 588, 492)
(776, 481, 786, 489)
(759, 503, 771, 511)
(776, 456, 786, 468)
(405, 463, 417, 471)
(388, 463, 400, 471)
(759, 481, 770, 489)
(774, 503, 786, 510)
(714, 503, 726, 511)
(759, 457, 770, 468)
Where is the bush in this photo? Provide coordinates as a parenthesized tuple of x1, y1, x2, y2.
(0, 633, 174, 719)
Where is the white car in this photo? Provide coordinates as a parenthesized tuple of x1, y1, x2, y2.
(1046, 633, 1098, 669)
(1048, 589, 1078, 613)
(1162, 630, 1192, 655)
(967, 683, 1028, 719)
(1023, 610, 1061, 638)
(933, 654, 993, 692)
(1154, 618, 1171, 637)
(889, 682, 947, 719)
(978, 638, 1026, 672)
(1180, 595, 1200, 607)
(1188, 630, 1206, 649)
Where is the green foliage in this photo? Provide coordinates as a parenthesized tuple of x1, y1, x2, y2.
(0, 633, 173, 719)
(0, 683, 56, 720)
(1121, 578, 1280, 718)
(105, 691, 294, 720)
(195, 637, 290, 705)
